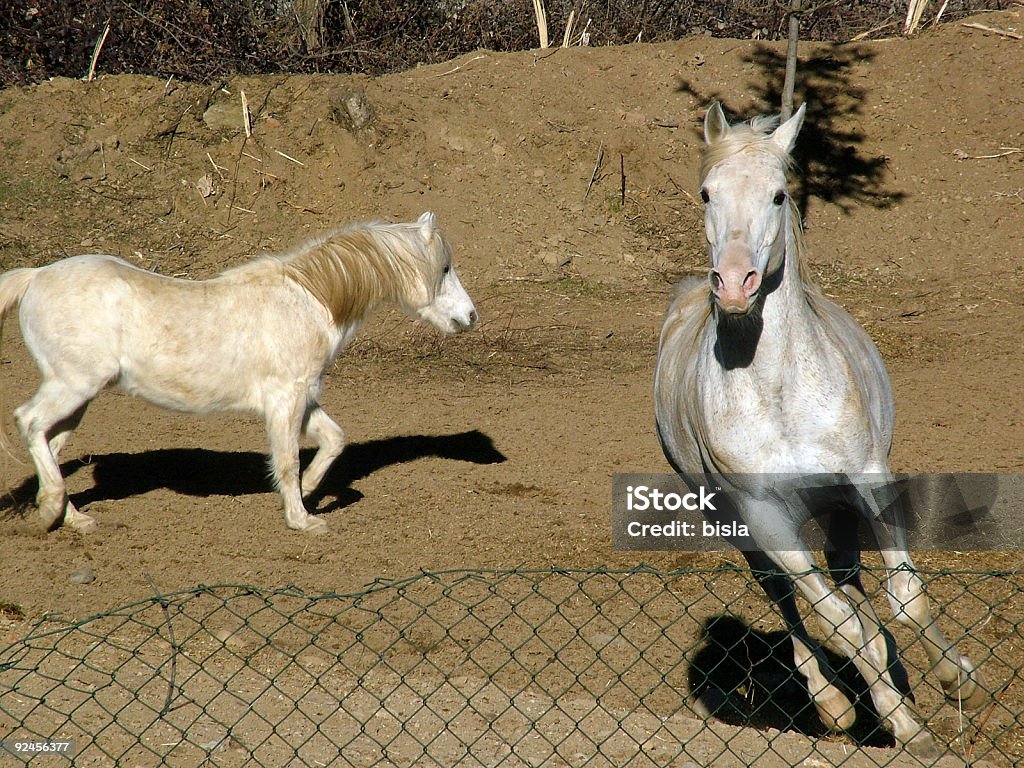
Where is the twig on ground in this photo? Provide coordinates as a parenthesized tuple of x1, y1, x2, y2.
(584, 142, 604, 201)
(275, 150, 305, 166)
(954, 147, 1023, 160)
(619, 153, 625, 207)
(433, 55, 487, 77)
(961, 22, 1022, 39)
(240, 91, 252, 138)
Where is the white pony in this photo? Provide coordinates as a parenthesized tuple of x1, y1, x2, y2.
(0, 211, 477, 535)
(654, 104, 985, 755)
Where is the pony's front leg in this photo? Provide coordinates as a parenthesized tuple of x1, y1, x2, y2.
(300, 404, 346, 497)
(265, 394, 328, 534)
(882, 548, 987, 710)
(745, 551, 855, 732)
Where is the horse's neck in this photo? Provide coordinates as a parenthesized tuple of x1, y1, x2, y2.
(716, 230, 820, 373)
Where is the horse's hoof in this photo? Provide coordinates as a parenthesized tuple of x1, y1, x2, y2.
(68, 513, 98, 534)
(812, 686, 855, 732)
(945, 658, 988, 710)
(298, 517, 329, 535)
(904, 729, 942, 760)
(37, 499, 66, 532)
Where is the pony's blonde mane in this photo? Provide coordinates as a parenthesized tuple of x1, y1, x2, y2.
(223, 221, 446, 326)
(699, 113, 821, 301)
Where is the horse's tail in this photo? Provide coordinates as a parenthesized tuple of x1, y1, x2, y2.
(0, 267, 36, 459)
(0, 267, 35, 318)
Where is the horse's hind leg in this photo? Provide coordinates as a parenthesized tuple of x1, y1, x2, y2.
(45, 404, 97, 532)
(15, 382, 92, 532)
(860, 481, 987, 710)
(300, 403, 346, 498)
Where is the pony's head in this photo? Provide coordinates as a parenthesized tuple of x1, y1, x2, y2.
(699, 101, 805, 316)
(400, 212, 478, 333)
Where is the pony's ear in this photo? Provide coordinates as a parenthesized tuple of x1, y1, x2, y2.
(771, 103, 806, 154)
(418, 211, 437, 242)
(703, 102, 729, 144)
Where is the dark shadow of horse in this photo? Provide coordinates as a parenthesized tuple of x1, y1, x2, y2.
(689, 614, 896, 747)
(0, 430, 506, 519)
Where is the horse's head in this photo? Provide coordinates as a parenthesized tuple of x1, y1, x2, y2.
(405, 211, 478, 333)
(699, 102, 805, 316)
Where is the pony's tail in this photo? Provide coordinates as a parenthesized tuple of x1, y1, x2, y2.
(0, 267, 36, 459)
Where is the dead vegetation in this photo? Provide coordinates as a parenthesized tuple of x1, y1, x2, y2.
(2, 1, 1013, 87)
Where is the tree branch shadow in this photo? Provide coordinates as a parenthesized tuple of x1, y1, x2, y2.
(677, 43, 904, 216)
(0, 430, 506, 520)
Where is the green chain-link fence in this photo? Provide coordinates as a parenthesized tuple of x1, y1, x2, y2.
(0, 565, 1021, 767)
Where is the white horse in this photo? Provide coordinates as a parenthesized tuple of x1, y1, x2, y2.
(654, 103, 986, 755)
(0, 211, 477, 535)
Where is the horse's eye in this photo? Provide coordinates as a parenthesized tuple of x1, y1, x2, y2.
(442, 264, 451, 276)
(773, 190, 787, 206)
(700, 188, 710, 204)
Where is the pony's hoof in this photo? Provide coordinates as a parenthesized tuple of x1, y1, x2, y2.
(903, 729, 942, 760)
(944, 658, 988, 710)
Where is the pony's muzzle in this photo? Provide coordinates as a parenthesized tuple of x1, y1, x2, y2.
(453, 308, 479, 332)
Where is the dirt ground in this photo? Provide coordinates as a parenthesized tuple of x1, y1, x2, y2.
(0, 9, 1022, 765)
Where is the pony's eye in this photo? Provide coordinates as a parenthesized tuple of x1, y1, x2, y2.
(700, 188, 710, 204)
(773, 190, 787, 206)
(442, 264, 451, 276)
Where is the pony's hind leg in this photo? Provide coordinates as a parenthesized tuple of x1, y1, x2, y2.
(300, 404, 346, 498)
(861, 480, 987, 710)
(15, 382, 93, 532)
(264, 392, 328, 534)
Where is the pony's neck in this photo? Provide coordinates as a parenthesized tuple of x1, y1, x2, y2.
(285, 227, 410, 328)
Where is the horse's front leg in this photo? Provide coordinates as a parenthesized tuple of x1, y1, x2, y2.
(882, 547, 987, 710)
(744, 550, 855, 732)
(776, 548, 939, 757)
(300, 403, 346, 498)
(264, 392, 328, 534)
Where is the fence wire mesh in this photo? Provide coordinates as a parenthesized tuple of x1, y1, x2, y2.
(0, 565, 1021, 767)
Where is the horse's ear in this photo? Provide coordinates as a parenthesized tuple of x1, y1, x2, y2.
(703, 102, 729, 144)
(418, 211, 437, 241)
(771, 103, 806, 154)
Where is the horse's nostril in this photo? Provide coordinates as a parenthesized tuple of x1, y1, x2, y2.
(468, 309, 479, 326)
